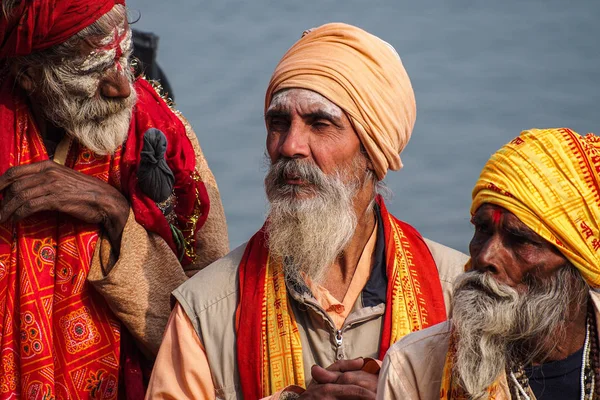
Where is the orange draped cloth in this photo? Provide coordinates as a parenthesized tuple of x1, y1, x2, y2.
(265, 23, 416, 180)
(235, 196, 446, 399)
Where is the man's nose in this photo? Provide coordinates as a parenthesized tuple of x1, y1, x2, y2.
(471, 236, 504, 276)
(278, 122, 310, 159)
(99, 67, 131, 99)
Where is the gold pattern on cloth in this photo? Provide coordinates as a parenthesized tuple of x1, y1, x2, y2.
(181, 169, 204, 263)
(262, 258, 305, 396)
(388, 214, 429, 343)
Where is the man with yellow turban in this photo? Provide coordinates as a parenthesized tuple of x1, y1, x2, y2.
(147, 22, 467, 399)
(378, 128, 600, 400)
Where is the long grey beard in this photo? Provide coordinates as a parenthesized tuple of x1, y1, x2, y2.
(264, 158, 361, 286)
(37, 64, 137, 156)
(451, 267, 588, 399)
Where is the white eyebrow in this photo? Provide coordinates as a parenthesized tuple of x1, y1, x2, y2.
(268, 88, 343, 120)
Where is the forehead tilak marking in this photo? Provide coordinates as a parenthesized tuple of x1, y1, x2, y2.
(79, 27, 132, 72)
(268, 89, 343, 119)
(492, 208, 503, 225)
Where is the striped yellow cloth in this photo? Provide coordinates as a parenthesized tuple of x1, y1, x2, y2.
(472, 128, 600, 287)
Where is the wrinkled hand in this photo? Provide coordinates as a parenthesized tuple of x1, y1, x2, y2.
(0, 160, 129, 250)
(298, 358, 378, 400)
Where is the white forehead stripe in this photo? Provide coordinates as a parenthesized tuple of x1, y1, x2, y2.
(268, 88, 343, 119)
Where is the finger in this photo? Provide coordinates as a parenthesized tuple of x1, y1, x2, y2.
(0, 183, 55, 223)
(311, 365, 341, 384)
(0, 161, 54, 191)
(326, 358, 365, 373)
(335, 371, 379, 392)
(318, 383, 376, 400)
(1, 172, 53, 208)
(6, 194, 56, 223)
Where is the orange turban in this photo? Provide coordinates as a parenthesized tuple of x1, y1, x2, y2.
(472, 128, 600, 287)
(265, 23, 416, 180)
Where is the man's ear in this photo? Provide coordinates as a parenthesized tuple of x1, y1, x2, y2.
(359, 144, 375, 172)
(11, 65, 38, 93)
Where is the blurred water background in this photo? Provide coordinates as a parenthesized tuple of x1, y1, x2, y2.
(127, 0, 600, 253)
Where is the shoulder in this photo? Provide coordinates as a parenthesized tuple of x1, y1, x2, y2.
(385, 321, 451, 379)
(391, 320, 451, 354)
(174, 243, 246, 316)
(380, 321, 451, 398)
(423, 238, 468, 281)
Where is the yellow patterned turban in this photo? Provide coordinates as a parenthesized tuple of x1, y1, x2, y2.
(265, 22, 416, 180)
(472, 128, 600, 287)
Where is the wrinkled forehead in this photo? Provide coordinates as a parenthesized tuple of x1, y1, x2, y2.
(267, 88, 343, 118)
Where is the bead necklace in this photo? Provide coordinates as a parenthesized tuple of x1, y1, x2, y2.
(509, 307, 597, 400)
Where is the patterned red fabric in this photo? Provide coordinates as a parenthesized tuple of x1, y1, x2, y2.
(0, 75, 208, 397)
(0, 0, 125, 58)
(121, 78, 210, 266)
(235, 196, 446, 399)
(376, 197, 447, 359)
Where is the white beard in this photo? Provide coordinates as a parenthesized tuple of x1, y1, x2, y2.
(37, 61, 137, 155)
(264, 156, 364, 286)
(451, 267, 588, 399)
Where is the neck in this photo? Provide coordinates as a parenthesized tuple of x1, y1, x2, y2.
(532, 299, 589, 364)
(27, 96, 66, 157)
(28, 96, 65, 142)
(322, 188, 377, 301)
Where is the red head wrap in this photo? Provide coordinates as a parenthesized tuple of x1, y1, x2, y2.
(0, 0, 125, 58)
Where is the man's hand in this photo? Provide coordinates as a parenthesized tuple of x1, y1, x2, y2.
(297, 358, 378, 399)
(0, 160, 129, 250)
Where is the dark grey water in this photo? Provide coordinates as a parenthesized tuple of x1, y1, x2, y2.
(127, 0, 600, 253)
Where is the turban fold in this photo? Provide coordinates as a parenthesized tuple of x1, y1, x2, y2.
(265, 22, 416, 180)
(0, 0, 125, 58)
(472, 128, 600, 287)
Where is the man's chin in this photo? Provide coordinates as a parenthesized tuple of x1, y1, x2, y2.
(67, 113, 131, 155)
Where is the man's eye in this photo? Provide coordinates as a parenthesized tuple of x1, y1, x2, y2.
(311, 121, 330, 129)
(269, 118, 288, 130)
(474, 224, 490, 234)
(509, 234, 534, 247)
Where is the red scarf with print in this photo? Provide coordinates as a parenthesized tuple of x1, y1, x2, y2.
(0, 76, 209, 399)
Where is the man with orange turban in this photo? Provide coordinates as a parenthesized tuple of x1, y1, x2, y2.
(147, 23, 467, 400)
(378, 128, 600, 399)
(0, 1, 228, 398)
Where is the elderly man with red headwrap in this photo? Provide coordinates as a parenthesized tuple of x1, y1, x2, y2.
(0, 1, 229, 398)
(146, 23, 467, 400)
(378, 128, 600, 400)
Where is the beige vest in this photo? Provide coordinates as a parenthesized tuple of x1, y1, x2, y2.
(173, 238, 468, 399)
